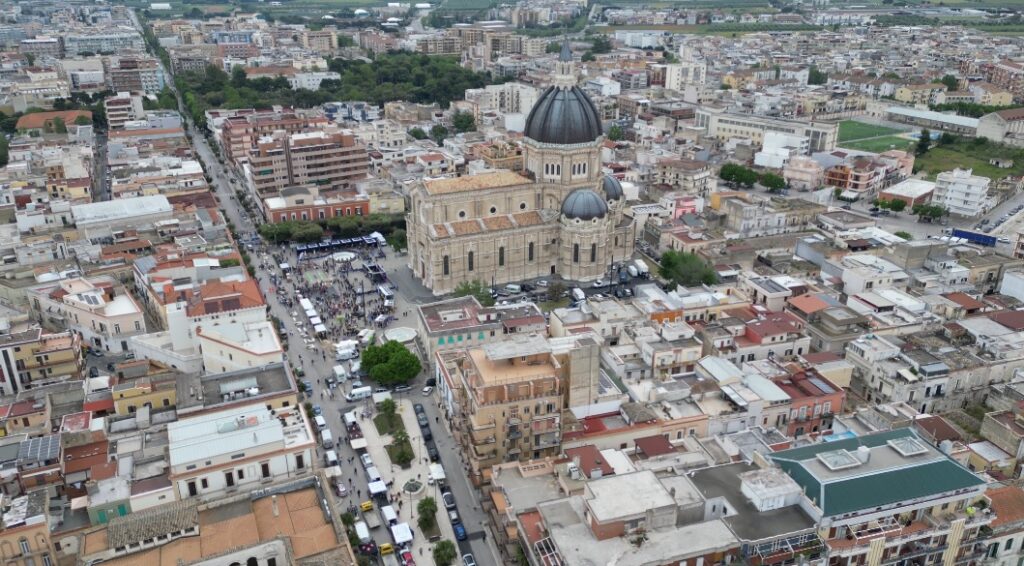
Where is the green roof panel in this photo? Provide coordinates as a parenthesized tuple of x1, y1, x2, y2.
(820, 460, 984, 516)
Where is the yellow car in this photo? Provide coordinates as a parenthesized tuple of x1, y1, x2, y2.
(360, 500, 373, 512)
(379, 543, 394, 555)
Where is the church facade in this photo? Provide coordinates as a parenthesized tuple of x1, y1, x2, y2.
(406, 44, 635, 294)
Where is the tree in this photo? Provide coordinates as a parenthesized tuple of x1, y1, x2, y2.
(547, 281, 566, 302)
(939, 74, 959, 91)
(659, 250, 718, 287)
(545, 42, 561, 53)
(454, 279, 495, 306)
(409, 127, 427, 140)
(51, 117, 67, 134)
(337, 34, 356, 47)
(808, 66, 827, 85)
(581, 51, 596, 62)
(894, 231, 913, 240)
(589, 35, 613, 54)
(916, 128, 931, 156)
(361, 340, 422, 385)
(292, 222, 324, 243)
(393, 443, 414, 467)
(607, 125, 624, 141)
(387, 228, 407, 251)
(417, 497, 438, 528)
(889, 200, 907, 213)
(833, 187, 843, 200)
(938, 132, 957, 146)
(433, 540, 458, 566)
(760, 172, 786, 192)
(430, 124, 449, 145)
(379, 398, 397, 427)
(451, 111, 475, 133)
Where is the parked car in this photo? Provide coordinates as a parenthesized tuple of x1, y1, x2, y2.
(427, 444, 439, 462)
(535, 280, 548, 288)
(374, 387, 389, 394)
(424, 378, 437, 387)
(361, 453, 374, 469)
(413, 403, 425, 415)
(421, 386, 433, 396)
(89, 366, 99, 378)
(463, 555, 477, 566)
(448, 509, 460, 524)
(442, 490, 456, 509)
(453, 522, 467, 541)
(335, 482, 348, 497)
(312, 405, 322, 416)
(592, 279, 608, 288)
(417, 413, 429, 428)
(393, 385, 412, 393)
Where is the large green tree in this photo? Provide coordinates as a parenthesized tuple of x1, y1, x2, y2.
(659, 250, 718, 287)
(361, 341, 422, 386)
(433, 540, 457, 566)
(452, 111, 476, 133)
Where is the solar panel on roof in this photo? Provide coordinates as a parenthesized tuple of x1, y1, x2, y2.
(807, 376, 835, 394)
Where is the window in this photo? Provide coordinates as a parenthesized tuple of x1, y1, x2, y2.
(528, 242, 534, 262)
(498, 247, 505, 267)
(467, 251, 474, 272)
(201, 478, 208, 489)
(590, 243, 596, 262)
(442, 255, 449, 276)
(43, 555, 52, 566)
(295, 453, 305, 469)
(237, 469, 244, 480)
(19, 537, 29, 554)
(1007, 539, 1014, 551)
(489, 206, 497, 214)
(573, 244, 579, 263)
(135, 320, 141, 331)
(261, 462, 271, 478)
(225, 471, 235, 487)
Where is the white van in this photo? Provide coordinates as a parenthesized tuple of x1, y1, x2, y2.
(346, 386, 373, 402)
(365, 466, 382, 483)
(571, 287, 586, 302)
(336, 348, 358, 361)
(320, 429, 334, 449)
(358, 328, 375, 346)
(313, 415, 327, 431)
(354, 520, 371, 544)
(627, 265, 639, 277)
(333, 365, 348, 382)
(324, 450, 339, 467)
(505, 283, 522, 294)
(380, 505, 398, 526)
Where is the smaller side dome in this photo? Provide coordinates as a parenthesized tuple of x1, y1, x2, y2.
(601, 175, 623, 201)
(561, 189, 608, 221)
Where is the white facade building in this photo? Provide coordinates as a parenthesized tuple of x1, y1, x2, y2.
(932, 168, 991, 217)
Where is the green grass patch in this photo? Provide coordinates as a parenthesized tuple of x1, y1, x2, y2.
(838, 120, 905, 142)
(386, 437, 415, 469)
(915, 140, 1024, 180)
(538, 297, 570, 312)
(442, 0, 493, 9)
(839, 136, 913, 153)
(595, 23, 819, 35)
(373, 413, 403, 436)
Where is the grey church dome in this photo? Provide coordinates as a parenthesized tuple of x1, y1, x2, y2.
(561, 189, 608, 220)
(601, 175, 623, 201)
(524, 86, 603, 145)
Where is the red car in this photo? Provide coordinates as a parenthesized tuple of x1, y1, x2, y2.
(400, 550, 416, 566)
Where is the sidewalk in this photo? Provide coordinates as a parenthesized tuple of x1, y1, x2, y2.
(359, 398, 456, 564)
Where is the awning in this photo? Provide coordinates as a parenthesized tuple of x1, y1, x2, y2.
(368, 480, 388, 495)
(305, 309, 318, 318)
(310, 317, 322, 326)
(314, 324, 328, 334)
(350, 438, 368, 450)
(391, 522, 413, 544)
(840, 190, 861, 200)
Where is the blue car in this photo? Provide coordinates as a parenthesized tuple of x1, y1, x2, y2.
(453, 522, 467, 541)
(312, 405, 322, 416)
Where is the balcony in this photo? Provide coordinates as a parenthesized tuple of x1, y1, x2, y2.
(507, 429, 523, 440)
(534, 432, 560, 450)
(472, 443, 498, 459)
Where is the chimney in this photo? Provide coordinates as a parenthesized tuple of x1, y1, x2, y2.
(272, 495, 279, 517)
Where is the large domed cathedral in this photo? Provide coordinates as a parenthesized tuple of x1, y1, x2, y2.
(406, 41, 635, 294)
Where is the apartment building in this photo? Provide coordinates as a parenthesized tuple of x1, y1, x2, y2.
(0, 326, 83, 395)
(167, 404, 315, 502)
(196, 320, 283, 375)
(932, 168, 991, 217)
(771, 428, 989, 566)
(63, 32, 145, 56)
(104, 55, 165, 94)
(894, 83, 947, 105)
(437, 334, 564, 483)
(987, 60, 1024, 102)
(718, 195, 825, 237)
(28, 276, 147, 354)
(104, 92, 145, 130)
(244, 129, 369, 201)
(0, 491, 56, 566)
(695, 106, 838, 152)
(653, 158, 715, 195)
(219, 109, 327, 166)
(462, 82, 539, 120)
(19, 37, 62, 59)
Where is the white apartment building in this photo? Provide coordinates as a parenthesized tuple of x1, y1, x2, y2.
(350, 119, 408, 149)
(695, 106, 838, 152)
(288, 71, 341, 91)
(463, 82, 539, 119)
(104, 92, 145, 130)
(63, 31, 145, 56)
(754, 131, 810, 169)
(168, 404, 315, 502)
(665, 48, 706, 91)
(932, 168, 991, 217)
